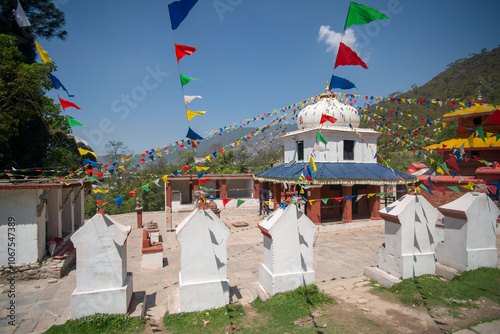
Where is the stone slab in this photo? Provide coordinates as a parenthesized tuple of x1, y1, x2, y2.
(470, 320, 500, 334)
(364, 266, 401, 288)
(435, 262, 460, 280)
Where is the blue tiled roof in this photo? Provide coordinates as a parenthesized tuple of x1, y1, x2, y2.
(255, 162, 416, 185)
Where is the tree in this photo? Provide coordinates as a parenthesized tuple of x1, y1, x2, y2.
(0, 34, 79, 169)
(104, 140, 132, 162)
(0, 0, 67, 63)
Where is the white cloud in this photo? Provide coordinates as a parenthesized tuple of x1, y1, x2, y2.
(317, 25, 357, 54)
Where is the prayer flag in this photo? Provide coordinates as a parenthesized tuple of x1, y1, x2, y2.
(128, 189, 137, 196)
(82, 159, 98, 169)
(316, 132, 328, 145)
(329, 75, 356, 90)
(186, 110, 206, 121)
(73, 136, 88, 146)
(175, 44, 197, 63)
(58, 95, 83, 111)
(186, 127, 203, 140)
(486, 109, 500, 125)
(308, 155, 317, 172)
(35, 41, 51, 63)
(448, 186, 461, 194)
(153, 179, 161, 187)
(142, 184, 150, 192)
(78, 148, 97, 159)
(236, 199, 245, 208)
(93, 189, 109, 194)
(13, 0, 31, 27)
(198, 179, 210, 183)
(180, 73, 201, 87)
(320, 114, 337, 125)
(321, 198, 328, 204)
(446, 155, 459, 171)
(184, 95, 202, 107)
(334, 42, 368, 69)
(344, 2, 390, 29)
(49, 73, 74, 97)
(196, 166, 209, 172)
(222, 198, 231, 207)
(168, 0, 199, 30)
(162, 175, 168, 183)
(114, 196, 123, 209)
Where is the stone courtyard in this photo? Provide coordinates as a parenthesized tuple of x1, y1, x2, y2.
(1, 206, 499, 333)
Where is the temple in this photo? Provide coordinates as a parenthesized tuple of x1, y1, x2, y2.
(254, 86, 416, 225)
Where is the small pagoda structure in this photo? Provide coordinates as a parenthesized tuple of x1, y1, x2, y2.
(254, 85, 416, 225)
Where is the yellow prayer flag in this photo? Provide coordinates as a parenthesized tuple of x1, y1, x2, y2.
(308, 155, 317, 172)
(196, 166, 209, 172)
(93, 189, 109, 194)
(436, 167, 445, 175)
(308, 200, 316, 205)
(34, 41, 52, 63)
(367, 193, 375, 198)
(205, 155, 211, 162)
(161, 175, 168, 183)
(78, 148, 97, 159)
(186, 110, 206, 121)
(157, 152, 162, 156)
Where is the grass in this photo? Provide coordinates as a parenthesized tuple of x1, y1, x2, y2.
(163, 302, 246, 334)
(371, 268, 500, 311)
(163, 284, 335, 334)
(44, 314, 145, 334)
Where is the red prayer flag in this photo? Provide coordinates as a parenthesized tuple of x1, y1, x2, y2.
(320, 114, 337, 124)
(334, 43, 368, 69)
(175, 44, 197, 63)
(486, 109, 500, 125)
(222, 198, 231, 207)
(198, 179, 210, 183)
(128, 189, 137, 196)
(446, 155, 459, 171)
(58, 95, 83, 111)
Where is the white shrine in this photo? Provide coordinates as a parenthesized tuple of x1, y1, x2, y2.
(255, 86, 416, 224)
(258, 203, 317, 295)
(176, 209, 231, 313)
(365, 194, 438, 286)
(70, 213, 133, 319)
(437, 192, 499, 271)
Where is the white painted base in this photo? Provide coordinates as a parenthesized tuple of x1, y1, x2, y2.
(142, 251, 163, 269)
(364, 266, 401, 288)
(437, 244, 498, 272)
(379, 248, 435, 279)
(179, 273, 230, 313)
(71, 273, 133, 319)
(259, 263, 315, 296)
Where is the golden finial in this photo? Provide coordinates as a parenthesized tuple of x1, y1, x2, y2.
(325, 81, 330, 91)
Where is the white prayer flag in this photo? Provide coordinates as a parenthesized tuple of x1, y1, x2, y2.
(13, 0, 30, 27)
(184, 95, 202, 107)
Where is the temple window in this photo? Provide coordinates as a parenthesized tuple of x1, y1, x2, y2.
(344, 140, 355, 160)
(297, 141, 304, 161)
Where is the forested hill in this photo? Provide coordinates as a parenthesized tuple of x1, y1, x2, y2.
(360, 46, 500, 169)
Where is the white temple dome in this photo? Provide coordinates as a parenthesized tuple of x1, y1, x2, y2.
(297, 91, 360, 130)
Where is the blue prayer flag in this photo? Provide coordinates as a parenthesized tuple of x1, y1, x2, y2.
(168, 0, 199, 30)
(49, 73, 74, 97)
(329, 75, 356, 90)
(186, 127, 203, 140)
(114, 196, 123, 209)
(82, 159, 98, 169)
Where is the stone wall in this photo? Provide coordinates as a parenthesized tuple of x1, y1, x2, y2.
(0, 252, 75, 282)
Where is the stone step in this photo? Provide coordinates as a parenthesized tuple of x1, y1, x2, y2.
(363, 266, 401, 288)
(251, 282, 269, 302)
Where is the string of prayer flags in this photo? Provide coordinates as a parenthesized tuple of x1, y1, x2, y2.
(184, 95, 202, 107)
(180, 73, 201, 87)
(335, 43, 368, 69)
(186, 127, 203, 140)
(175, 44, 197, 63)
(50, 74, 74, 97)
(320, 114, 337, 125)
(316, 132, 328, 145)
(168, 0, 199, 30)
(78, 148, 97, 159)
(13, 0, 31, 27)
(114, 196, 123, 209)
(58, 95, 83, 111)
(344, 2, 390, 29)
(34, 41, 51, 63)
(186, 110, 206, 121)
(329, 75, 356, 90)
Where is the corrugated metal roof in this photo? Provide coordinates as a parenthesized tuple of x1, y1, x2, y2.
(254, 162, 416, 185)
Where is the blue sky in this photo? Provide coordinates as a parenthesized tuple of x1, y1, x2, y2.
(40, 0, 500, 155)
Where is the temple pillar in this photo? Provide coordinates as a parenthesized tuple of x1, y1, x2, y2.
(192, 178, 199, 193)
(253, 179, 259, 198)
(342, 185, 353, 223)
(369, 185, 381, 220)
(221, 179, 227, 199)
(166, 181, 172, 230)
(306, 186, 322, 225)
(272, 182, 281, 207)
(396, 184, 406, 200)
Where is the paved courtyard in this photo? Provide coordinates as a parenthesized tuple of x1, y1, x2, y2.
(1, 206, 499, 333)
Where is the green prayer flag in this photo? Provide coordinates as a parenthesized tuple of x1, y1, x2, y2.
(88, 176, 100, 183)
(236, 199, 245, 208)
(142, 184, 150, 192)
(344, 2, 390, 29)
(477, 126, 485, 142)
(180, 73, 200, 87)
(66, 116, 84, 127)
(376, 192, 385, 197)
(321, 198, 328, 204)
(441, 162, 449, 175)
(448, 186, 461, 194)
(316, 132, 327, 145)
